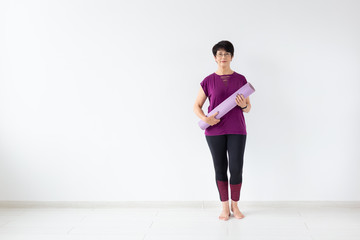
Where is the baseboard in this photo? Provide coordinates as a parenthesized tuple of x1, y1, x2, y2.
(0, 201, 359, 208)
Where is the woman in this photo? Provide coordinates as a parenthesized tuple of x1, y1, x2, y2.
(193, 40, 251, 221)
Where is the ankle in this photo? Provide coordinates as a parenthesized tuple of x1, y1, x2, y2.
(221, 200, 229, 209)
(222, 204, 230, 209)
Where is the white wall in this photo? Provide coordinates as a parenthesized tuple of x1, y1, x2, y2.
(0, 0, 359, 201)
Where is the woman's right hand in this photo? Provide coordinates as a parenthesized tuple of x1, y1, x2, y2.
(205, 112, 220, 126)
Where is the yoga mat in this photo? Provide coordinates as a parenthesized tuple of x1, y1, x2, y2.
(198, 82, 255, 130)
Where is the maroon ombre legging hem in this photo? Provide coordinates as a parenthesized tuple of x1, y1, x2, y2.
(216, 180, 229, 201)
(230, 183, 242, 201)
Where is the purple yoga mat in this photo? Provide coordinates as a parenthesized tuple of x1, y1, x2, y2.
(198, 82, 255, 130)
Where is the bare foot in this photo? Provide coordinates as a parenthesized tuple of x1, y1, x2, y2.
(231, 203, 245, 219)
(219, 201, 231, 221)
(219, 208, 231, 221)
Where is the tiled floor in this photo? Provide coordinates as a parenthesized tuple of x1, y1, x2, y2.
(0, 202, 359, 240)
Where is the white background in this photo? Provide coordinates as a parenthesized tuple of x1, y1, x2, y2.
(0, 0, 359, 201)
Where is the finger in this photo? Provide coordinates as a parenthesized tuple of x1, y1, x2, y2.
(211, 113, 218, 119)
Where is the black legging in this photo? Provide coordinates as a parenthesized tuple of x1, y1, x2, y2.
(205, 134, 246, 202)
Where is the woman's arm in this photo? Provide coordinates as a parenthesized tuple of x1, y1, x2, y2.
(194, 87, 221, 126)
(193, 87, 221, 126)
(236, 94, 251, 113)
(193, 87, 208, 121)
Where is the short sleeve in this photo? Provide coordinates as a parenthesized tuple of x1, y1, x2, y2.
(200, 78, 209, 97)
(243, 75, 248, 84)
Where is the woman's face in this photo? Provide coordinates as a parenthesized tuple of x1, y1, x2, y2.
(214, 49, 233, 66)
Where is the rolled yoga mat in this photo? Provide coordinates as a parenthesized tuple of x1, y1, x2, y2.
(198, 82, 255, 130)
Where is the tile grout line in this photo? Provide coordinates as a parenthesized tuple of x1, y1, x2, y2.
(297, 209, 302, 217)
(298, 208, 314, 240)
(79, 215, 87, 223)
(303, 221, 310, 231)
(66, 226, 75, 235)
(142, 210, 157, 240)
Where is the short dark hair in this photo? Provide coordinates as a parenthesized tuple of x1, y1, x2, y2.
(212, 40, 234, 57)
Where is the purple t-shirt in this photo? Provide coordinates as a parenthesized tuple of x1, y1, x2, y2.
(200, 71, 248, 136)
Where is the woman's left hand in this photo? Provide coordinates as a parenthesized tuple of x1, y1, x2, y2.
(236, 94, 247, 108)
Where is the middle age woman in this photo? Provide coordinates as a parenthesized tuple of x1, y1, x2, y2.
(193, 40, 251, 221)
